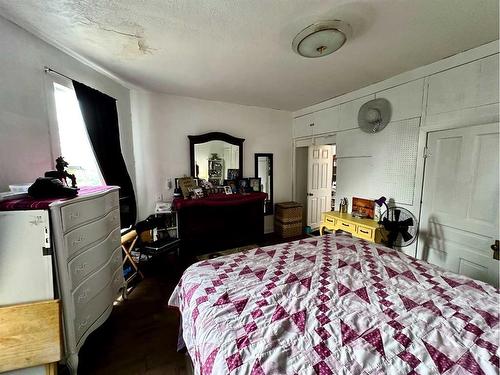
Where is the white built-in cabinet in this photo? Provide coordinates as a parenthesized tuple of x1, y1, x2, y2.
(338, 95, 375, 131)
(426, 54, 499, 116)
(313, 105, 340, 134)
(375, 79, 424, 121)
(293, 113, 314, 138)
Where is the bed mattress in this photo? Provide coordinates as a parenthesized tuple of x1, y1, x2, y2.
(169, 233, 499, 374)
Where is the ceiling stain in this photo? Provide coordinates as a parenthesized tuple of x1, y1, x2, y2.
(69, 0, 155, 56)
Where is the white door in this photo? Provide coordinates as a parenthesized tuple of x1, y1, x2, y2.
(419, 123, 499, 287)
(307, 145, 333, 229)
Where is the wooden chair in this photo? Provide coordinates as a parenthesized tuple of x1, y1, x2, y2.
(121, 229, 144, 296)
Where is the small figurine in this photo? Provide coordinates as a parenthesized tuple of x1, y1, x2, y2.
(45, 156, 78, 188)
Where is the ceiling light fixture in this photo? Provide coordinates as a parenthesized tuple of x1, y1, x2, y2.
(292, 20, 351, 58)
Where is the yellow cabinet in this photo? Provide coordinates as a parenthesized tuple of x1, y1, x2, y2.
(320, 211, 383, 243)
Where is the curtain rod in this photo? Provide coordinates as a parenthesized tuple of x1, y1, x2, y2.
(44, 66, 74, 82)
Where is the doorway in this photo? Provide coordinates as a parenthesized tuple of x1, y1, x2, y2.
(295, 141, 336, 230)
(419, 122, 499, 287)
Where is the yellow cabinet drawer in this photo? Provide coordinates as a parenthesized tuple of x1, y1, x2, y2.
(323, 215, 336, 227)
(356, 225, 374, 240)
(337, 220, 355, 232)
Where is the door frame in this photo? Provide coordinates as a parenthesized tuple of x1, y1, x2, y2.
(292, 133, 337, 201)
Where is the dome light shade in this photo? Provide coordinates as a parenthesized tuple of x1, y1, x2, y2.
(292, 20, 351, 58)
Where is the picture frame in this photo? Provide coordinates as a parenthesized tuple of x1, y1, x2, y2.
(224, 179, 238, 193)
(238, 178, 250, 193)
(178, 177, 197, 198)
(248, 177, 261, 192)
(193, 187, 204, 199)
(227, 169, 240, 180)
(175, 177, 198, 189)
(223, 186, 233, 195)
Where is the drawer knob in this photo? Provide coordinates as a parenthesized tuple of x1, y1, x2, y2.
(75, 263, 88, 273)
(342, 223, 349, 227)
(359, 229, 369, 234)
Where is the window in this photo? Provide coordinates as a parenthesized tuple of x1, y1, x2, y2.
(52, 82, 104, 186)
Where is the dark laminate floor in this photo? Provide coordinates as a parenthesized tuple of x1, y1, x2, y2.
(76, 233, 308, 375)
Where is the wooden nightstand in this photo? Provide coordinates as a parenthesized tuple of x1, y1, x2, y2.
(320, 211, 384, 243)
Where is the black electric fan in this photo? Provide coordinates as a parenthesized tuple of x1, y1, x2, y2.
(380, 206, 418, 248)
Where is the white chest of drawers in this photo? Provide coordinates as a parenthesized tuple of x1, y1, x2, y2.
(0, 187, 124, 375)
(49, 187, 124, 374)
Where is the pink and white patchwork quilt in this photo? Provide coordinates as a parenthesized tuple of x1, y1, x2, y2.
(168, 233, 499, 374)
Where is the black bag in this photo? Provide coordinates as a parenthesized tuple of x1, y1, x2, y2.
(28, 177, 78, 199)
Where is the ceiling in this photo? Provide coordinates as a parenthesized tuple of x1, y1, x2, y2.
(0, 0, 498, 111)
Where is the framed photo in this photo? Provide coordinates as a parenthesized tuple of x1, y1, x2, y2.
(192, 187, 204, 199)
(224, 179, 238, 193)
(238, 178, 249, 193)
(175, 177, 198, 189)
(223, 186, 233, 195)
(227, 169, 240, 180)
(248, 177, 261, 192)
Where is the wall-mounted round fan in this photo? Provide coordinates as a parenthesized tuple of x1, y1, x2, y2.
(380, 207, 418, 248)
(358, 98, 392, 133)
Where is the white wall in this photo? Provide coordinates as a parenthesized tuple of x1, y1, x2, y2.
(130, 90, 293, 232)
(292, 41, 499, 255)
(0, 16, 135, 192)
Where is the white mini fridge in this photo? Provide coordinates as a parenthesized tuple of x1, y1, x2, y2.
(0, 210, 55, 375)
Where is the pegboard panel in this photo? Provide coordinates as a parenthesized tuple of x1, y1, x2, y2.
(335, 118, 420, 209)
(374, 117, 420, 205)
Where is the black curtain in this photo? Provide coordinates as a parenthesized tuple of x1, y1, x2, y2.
(73, 81, 137, 228)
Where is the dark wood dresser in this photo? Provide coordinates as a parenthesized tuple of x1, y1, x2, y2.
(173, 193, 266, 256)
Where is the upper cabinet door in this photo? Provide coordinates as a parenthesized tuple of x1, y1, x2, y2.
(376, 79, 424, 122)
(338, 94, 375, 131)
(313, 106, 340, 135)
(293, 113, 314, 138)
(426, 55, 499, 116)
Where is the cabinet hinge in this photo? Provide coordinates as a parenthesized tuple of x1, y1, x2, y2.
(423, 146, 431, 159)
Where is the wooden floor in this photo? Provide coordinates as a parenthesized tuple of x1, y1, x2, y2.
(76, 233, 307, 374)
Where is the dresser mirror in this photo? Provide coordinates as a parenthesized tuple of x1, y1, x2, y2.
(189, 132, 244, 185)
(255, 153, 273, 215)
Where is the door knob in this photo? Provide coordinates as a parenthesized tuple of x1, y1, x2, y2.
(307, 193, 313, 196)
(492, 240, 499, 260)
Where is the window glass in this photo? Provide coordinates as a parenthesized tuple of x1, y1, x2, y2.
(53, 83, 104, 186)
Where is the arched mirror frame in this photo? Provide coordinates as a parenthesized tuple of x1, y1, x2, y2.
(188, 132, 245, 179)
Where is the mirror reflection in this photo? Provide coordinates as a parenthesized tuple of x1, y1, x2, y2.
(255, 153, 273, 215)
(194, 141, 240, 185)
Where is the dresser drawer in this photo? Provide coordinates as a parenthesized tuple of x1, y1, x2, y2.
(356, 225, 374, 240)
(323, 215, 336, 227)
(74, 268, 123, 343)
(61, 191, 119, 233)
(337, 220, 355, 232)
(72, 249, 122, 308)
(64, 209, 120, 259)
(69, 236, 122, 290)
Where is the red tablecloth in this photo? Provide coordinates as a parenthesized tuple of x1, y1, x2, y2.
(172, 192, 267, 210)
(0, 186, 115, 211)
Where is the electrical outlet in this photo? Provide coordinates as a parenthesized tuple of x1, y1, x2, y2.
(167, 178, 173, 190)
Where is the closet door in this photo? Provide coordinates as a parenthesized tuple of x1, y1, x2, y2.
(419, 123, 499, 287)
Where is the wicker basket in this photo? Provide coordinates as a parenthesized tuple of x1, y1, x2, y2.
(274, 202, 303, 237)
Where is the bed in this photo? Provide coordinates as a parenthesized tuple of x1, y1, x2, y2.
(168, 233, 499, 374)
